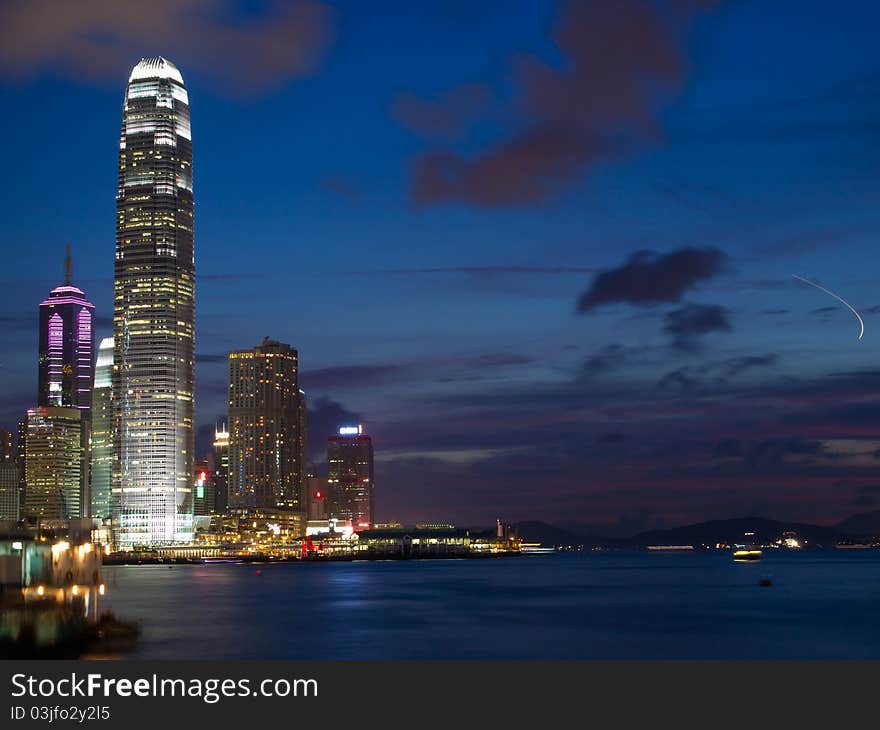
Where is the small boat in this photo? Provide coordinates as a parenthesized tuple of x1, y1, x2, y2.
(200, 557, 241, 564)
(519, 543, 556, 554)
(733, 532, 762, 562)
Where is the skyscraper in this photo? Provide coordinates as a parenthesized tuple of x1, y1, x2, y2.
(0, 428, 18, 521)
(0, 461, 19, 521)
(0, 428, 14, 462)
(112, 57, 195, 548)
(24, 407, 83, 520)
(228, 338, 305, 510)
(38, 246, 95, 412)
(193, 459, 215, 517)
(90, 337, 114, 518)
(212, 424, 229, 514)
(327, 424, 374, 529)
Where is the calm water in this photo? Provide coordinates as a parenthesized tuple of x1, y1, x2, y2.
(100, 551, 880, 659)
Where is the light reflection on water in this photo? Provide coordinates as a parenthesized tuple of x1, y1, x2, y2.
(100, 552, 880, 659)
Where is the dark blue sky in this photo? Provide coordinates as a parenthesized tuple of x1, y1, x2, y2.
(1, 0, 879, 532)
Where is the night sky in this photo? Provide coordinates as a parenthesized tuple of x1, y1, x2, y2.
(1, 0, 879, 533)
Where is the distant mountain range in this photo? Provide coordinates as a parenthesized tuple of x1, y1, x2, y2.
(514, 510, 880, 547)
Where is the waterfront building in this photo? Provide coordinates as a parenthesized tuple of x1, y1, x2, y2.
(307, 476, 328, 520)
(0, 462, 19, 520)
(327, 425, 374, 529)
(89, 337, 114, 519)
(24, 407, 83, 520)
(112, 57, 195, 548)
(228, 338, 305, 510)
(193, 459, 215, 517)
(349, 526, 521, 558)
(212, 424, 229, 514)
(195, 508, 306, 550)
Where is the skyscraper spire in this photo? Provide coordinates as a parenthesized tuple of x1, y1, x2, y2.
(64, 242, 72, 285)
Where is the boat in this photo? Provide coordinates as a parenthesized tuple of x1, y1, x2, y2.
(520, 543, 556, 555)
(733, 532, 762, 562)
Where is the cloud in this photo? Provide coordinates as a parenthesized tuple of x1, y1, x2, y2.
(578, 247, 727, 312)
(307, 397, 362, 461)
(713, 438, 825, 467)
(582, 344, 627, 376)
(374, 265, 597, 276)
(393, 83, 493, 140)
(322, 177, 362, 199)
(199, 273, 268, 281)
(302, 352, 536, 390)
(663, 303, 731, 351)
(657, 354, 778, 392)
(302, 364, 405, 390)
(0, 0, 335, 95)
(404, 0, 722, 206)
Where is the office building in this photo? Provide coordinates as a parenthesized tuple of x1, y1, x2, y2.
(112, 57, 195, 548)
(212, 424, 229, 514)
(228, 338, 305, 510)
(0, 462, 19, 520)
(24, 407, 83, 520)
(193, 459, 215, 517)
(38, 245, 95, 412)
(327, 424, 374, 529)
(90, 337, 114, 518)
(0, 429, 14, 462)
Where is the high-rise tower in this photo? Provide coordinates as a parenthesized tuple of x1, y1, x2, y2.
(24, 407, 83, 520)
(38, 245, 95, 411)
(90, 337, 114, 518)
(228, 338, 305, 511)
(112, 57, 195, 548)
(212, 424, 229, 514)
(327, 424, 374, 529)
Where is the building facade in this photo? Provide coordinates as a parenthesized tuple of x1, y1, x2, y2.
(327, 425, 374, 529)
(0, 427, 19, 521)
(0, 429, 14, 462)
(38, 247, 95, 412)
(24, 407, 83, 520)
(193, 459, 215, 517)
(90, 337, 114, 518)
(212, 424, 229, 514)
(228, 338, 305, 511)
(0, 462, 19, 521)
(112, 57, 195, 548)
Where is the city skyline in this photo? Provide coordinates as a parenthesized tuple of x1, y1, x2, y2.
(1, 1, 879, 533)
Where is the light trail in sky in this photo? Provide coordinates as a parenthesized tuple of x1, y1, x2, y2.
(792, 274, 864, 340)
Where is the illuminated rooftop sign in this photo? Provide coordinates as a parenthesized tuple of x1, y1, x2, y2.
(338, 425, 363, 436)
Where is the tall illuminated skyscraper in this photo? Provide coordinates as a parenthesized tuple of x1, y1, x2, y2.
(38, 246, 95, 412)
(228, 338, 305, 511)
(327, 424, 374, 529)
(90, 337, 114, 518)
(112, 57, 195, 548)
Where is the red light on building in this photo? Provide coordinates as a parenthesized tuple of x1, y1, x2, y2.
(314, 490, 322, 500)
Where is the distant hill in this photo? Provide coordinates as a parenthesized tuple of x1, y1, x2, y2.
(629, 517, 842, 547)
(836, 510, 880, 537)
(512, 520, 614, 547)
